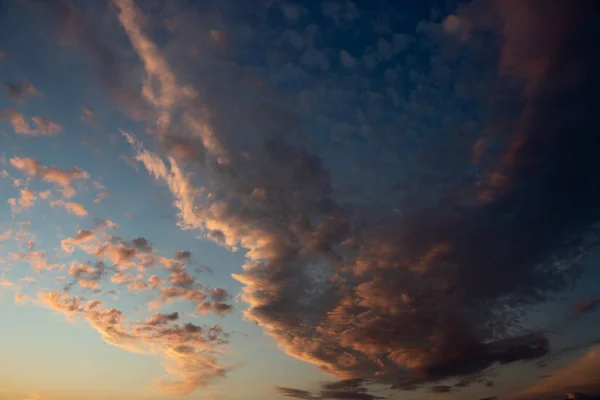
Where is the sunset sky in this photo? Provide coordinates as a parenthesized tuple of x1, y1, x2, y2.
(1, 1, 600, 400)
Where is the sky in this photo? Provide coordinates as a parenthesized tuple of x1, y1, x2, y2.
(0, 0, 600, 399)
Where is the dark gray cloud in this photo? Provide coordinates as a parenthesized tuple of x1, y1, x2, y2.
(275, 379, 385, 400)
(275, 386, 319, 399)
(175, 250, 191, 260)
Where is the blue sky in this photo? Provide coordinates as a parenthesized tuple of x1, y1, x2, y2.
(1, 1, 600, 399)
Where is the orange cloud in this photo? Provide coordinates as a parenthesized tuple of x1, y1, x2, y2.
(50, 199, 88, 216)
(37, 291, 230, 395)
(61, 230, 95, 253)
(10, 157, 89, 198)
(0, 109, 61, 135)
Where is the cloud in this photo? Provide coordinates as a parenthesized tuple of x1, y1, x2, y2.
(3, 80, 40, 102)
(504, 347, 600, 400)
(130, 237, 152, 251)
(81, 107, 96, 124)
(0, 229, 12, 241)
(572, 296, 600, 317)
(37, 291, 230, 394)
(8, 188, 37, 212)
(339, 50, 357, 69)
(146, 312, 179, 326)
(120, 155, 140, 171)
(106, 0, 600, 395)
(175, 250, 191, 260)
(34, 0, 147, 119)
(68, 262, 105, 285)
(113, 0, 195, 129)
(0, 109, 61, 136)
(10, 251, 50, 272)
(275, 386, 319, 399)
(275, 379, 385, 400)
(197, 301, 234, 316)
(49, 200, 88, 216)
(320, 1, 360, 27)
(61, 229, 95, 253)
(10, 157, 89, 197)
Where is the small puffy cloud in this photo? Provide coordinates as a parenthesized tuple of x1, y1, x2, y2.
(10, 157, 89, 197)
(572, 296, 600, 317)
(10, 188, 37, 211)
(0, 109, 32, 134)
(197, 302, 233, 316)
(146, 312, 179, 326)
(10, 251, 50, 272)
(0, 109, 61, 136)
(81, 107, 97, 124)
(68, 262, 105, 284)
(209, 287, 230, 302)
(340, 50, 357, 68)
(111, 271, 135, 285)
(61, 229, 95, 253)
(31, 116, 62, 135)
(148, 275, 164, 288)
(169, 271, 195, 287)
(131, 237, 152, 251)
(94, 190, 110, 204)
(3, 80, 40, 103)
(0, 229, 12, 241)
(50, 200, 88, 216)
(0, 278, 15, 288)
(175, 250, 191, 260)
(442, 14, 470, 40)
(38, 291, 83, 319)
